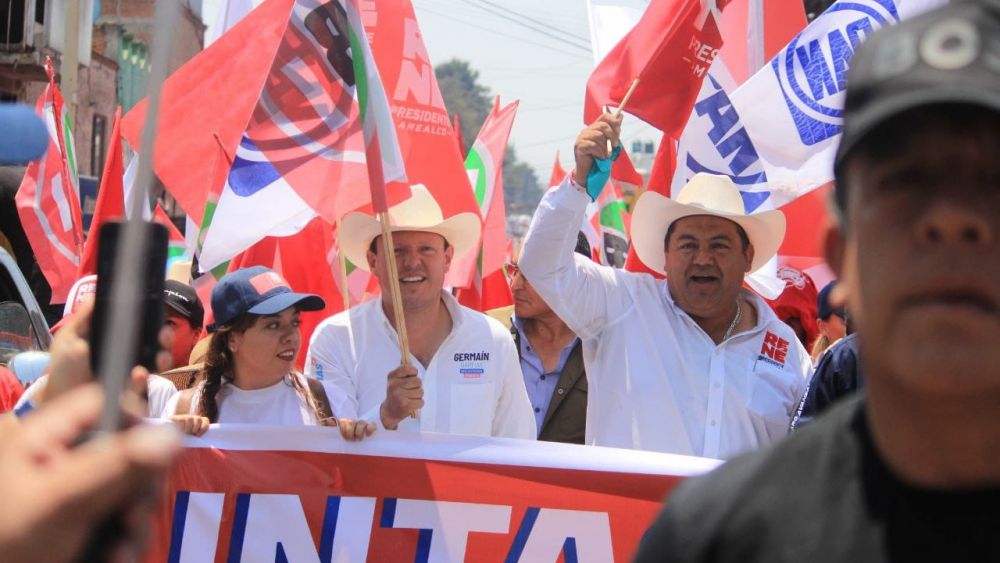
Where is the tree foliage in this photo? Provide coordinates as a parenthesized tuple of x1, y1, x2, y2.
(435, 59, 542, 218)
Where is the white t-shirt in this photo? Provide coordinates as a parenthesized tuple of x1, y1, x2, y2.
(16, 373, 178, 418)
(161, 372, 334, 425)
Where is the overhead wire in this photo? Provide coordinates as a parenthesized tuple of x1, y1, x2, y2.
(416, 4, 593, 61)
(464, 0, 593, 53)
(473, 0, 593, 45)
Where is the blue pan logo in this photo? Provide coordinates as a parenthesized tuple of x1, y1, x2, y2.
(773, 0, 901, 145)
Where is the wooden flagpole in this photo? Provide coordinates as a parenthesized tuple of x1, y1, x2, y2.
(605, 78, 641, 153)
(336, 218, 351, 311)
(378, 212, 411, 367)
(377, 210, 420, 420)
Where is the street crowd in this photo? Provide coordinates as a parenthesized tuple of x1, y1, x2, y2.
(0, 1, 998, 561)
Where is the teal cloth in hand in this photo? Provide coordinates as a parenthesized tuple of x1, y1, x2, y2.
(586, 144, 621, 201)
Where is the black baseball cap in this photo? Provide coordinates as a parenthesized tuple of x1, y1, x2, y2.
(164, 280, 205, 329)
(835, 0, 1000, 175)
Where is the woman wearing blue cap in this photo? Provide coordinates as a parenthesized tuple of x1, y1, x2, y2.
(166, 267, 374, 441)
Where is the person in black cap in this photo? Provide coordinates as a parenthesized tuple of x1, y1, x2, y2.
(635, 2, 1000, 561)
(166, 266, 375, 441)
(810, 280, 847, 364)
(162, 279, 205, 371)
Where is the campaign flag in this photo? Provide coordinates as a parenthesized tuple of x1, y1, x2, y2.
(198, 135, 319, 270)
(142, 424, 718, 562)
(123, 0, 409, 270)
(594, 179, 631, 268)
(673, 0, 945, 206)
(275, 218, 346, 369)
(659, 0, 943, 296)
(452, 113, 466, 159)
(456, 98, 518, 311)
(15, 59, 84, 303)
(153, 205, 189, 272)
(363, 0, 483, 288)
(549, 151, 567, 188)
(584, 0, 726, 138)
(77, 107, 125, 278)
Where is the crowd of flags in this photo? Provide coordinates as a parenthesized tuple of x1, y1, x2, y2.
(16, 0, 945, 366)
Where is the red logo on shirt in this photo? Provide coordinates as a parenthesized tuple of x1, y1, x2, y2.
(759, 331, 789, 366)
(249, 272, 289, 295)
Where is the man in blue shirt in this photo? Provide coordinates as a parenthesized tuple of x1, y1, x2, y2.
(506, 234, 590, 443)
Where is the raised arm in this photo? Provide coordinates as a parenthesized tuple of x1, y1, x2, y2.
(519, 115, 635, 340)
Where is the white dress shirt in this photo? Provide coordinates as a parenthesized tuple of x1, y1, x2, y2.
(519, 178, 812, 459)
(305, 291, 536, 440)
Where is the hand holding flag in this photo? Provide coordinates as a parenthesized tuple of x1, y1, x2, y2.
(573, 113, 623, 199)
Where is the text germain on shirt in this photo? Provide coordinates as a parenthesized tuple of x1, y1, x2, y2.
(455, 351, 490, 380)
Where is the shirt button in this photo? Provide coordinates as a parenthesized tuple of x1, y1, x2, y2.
(710, 420, 717, 426)
(714, 382, 721, 389)
(557, 388, 565, 395)
(540, 375, 546, 381)
(534, 407, 540, 413)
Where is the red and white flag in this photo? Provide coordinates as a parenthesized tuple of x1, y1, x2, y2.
(15, 59, 85, 303)
(77, 107, 125, 278)
(456, 98, 518, 312)
(584, 0, 728, 137)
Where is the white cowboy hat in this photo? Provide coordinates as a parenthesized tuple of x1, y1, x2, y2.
(340, 185, 482, 272)
(631, 173, 786, 275)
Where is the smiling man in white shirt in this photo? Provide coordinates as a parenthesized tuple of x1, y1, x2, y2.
(518, 117, 812, 459)
(305, 186, 535, 440)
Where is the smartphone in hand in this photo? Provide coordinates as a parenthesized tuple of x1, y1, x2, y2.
(89, 220, 169, 375)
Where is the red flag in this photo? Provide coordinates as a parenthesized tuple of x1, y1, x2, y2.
(15, 59, 85, 303)
(153, 205, 185, 246)
(611, 148, 645, 187)
(121, 0, 293, 225)
(122, 0, 408, 229)
(625, 134, 676, 276)
(453, 114, 465, 159)
(274, 218, 345, 370)
(364, 0, 482, 287)
(456, 98, 517, 311)
(78, 107, 125, 278)
(224, 218, 345, 369)
(584, 0, 727, 138)
(549, 151, 567, 188)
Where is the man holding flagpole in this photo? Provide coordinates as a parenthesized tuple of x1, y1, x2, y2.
(518, 114, 811, 459)
(305, 186, 535, 439)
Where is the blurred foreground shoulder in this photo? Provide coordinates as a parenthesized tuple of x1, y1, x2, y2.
(634, 397, 865, 563)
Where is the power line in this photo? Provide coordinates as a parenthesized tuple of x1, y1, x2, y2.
(465, 0, 593, 54)
(416, 5, 593, 62)
(473, 0, 592, 45)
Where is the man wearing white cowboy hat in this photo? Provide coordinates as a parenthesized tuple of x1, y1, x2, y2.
(305, 186, 535, 439)
(518, 116, 811, 459)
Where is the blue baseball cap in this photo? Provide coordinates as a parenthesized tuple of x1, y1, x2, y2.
(0, 104, 49, 165)
(817, 281, 845, 321)
(207, 266, 325, 332)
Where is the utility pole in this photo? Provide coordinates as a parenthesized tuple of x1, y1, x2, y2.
(62, 0, 81, 123)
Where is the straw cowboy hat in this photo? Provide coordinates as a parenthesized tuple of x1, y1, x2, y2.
(631, 173, 786, 275)
(340, 185, 482, 272)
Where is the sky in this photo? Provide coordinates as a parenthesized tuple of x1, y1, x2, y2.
(201, 0, 660, 186)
